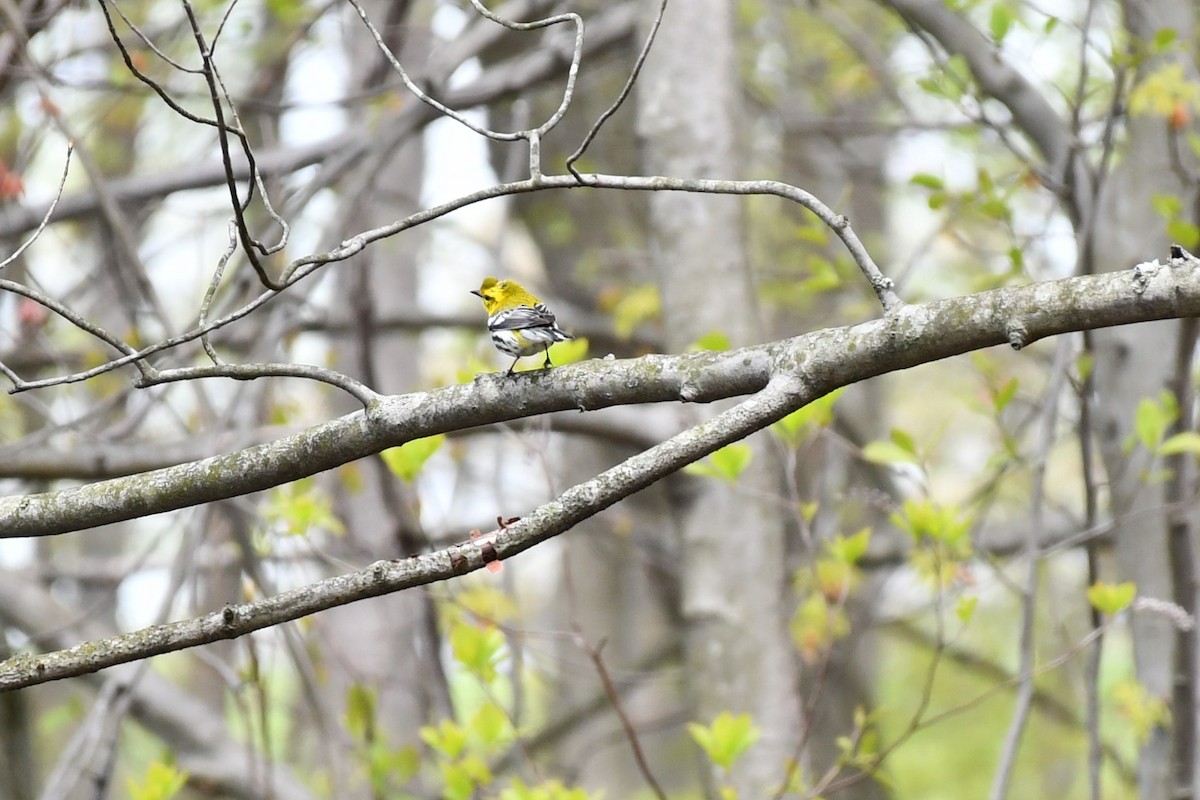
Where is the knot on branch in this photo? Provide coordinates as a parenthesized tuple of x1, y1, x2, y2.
(1006, 320, 1029, 350)
(1132, 260, 1161, 295)
(1169, 244, 1200, 267)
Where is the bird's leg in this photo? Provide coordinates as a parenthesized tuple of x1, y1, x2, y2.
(542, 345, 552, 369)
(506, 356, 520, 377)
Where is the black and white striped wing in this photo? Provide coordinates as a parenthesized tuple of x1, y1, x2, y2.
(488, 304, 559, 332)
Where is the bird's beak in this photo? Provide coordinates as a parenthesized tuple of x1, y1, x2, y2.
(470, 290, 482, 297)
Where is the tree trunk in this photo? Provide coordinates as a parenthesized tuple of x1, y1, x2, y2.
(637, 0, 802, 795)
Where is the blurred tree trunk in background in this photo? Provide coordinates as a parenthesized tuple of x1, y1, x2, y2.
(320, 4, 451, 788)
(637, 0, 802, 795)
(481, 7, 685, 794)
(1091, 2, 1199, 797)
(760, 5, 895, 794)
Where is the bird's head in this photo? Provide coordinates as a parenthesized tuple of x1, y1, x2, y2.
(471, 277, 536, 314)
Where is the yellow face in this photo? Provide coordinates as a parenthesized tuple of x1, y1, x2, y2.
(472, 277, 511, 314)
(470, 275, 532, 311)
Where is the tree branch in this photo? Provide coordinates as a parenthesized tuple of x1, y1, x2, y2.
(2, 252, 1199, 539)
(1, 252, 1200, 690)
(881, 0, 1094, 222)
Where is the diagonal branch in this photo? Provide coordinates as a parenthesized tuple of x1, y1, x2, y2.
(881, 0, 1094, 223)
(0, 377, 806, 690)
(1, 250, 1199, 541)
(2, 252, 1200, 688)
(0, 571, 320, 799)
(0, 2, 637, 239)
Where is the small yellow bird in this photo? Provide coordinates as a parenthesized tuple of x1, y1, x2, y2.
(471, 277, 574, 375)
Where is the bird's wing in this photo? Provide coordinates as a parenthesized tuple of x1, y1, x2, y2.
(489, 304, 558, 331)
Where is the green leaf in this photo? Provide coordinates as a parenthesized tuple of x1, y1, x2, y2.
(365, 742, 420, 790)
(1076, 352, 1094, 382)
(1167, 219, 1200, 249)
(918, 54, 971, 102)
(260, 477, 345, 538)
(979, 197, 1011, 221)
(420, 719, 468, 759)
(470, 701, 511, 749)
(989, 4, 1014, 43)
(1112, 680, 1171, 742)
(381, 435, 446, 483)
(955, 595, 978, 624)
(440, 759, 480, 800)
(689, 330, 731, 352)
(1160, 431, 1200, 456)
(910, 173, 945, 190)
(890, 498, 972, 547)
(127, 762, 188, 800)
(993, 377, 1019, 412)
(449, 621, 505, 684)
(863, 428, 920, 466)
(611, 284, 660, 339)
(890, 428, 917, 456)
(688, 712, 761, 770)
(862, 440, 918, 465)
(1007, 246, 1024, 272)
(685, 443, 753, 482)
(345, 683, 377, 741)
(796, 220, 830, 245)
(1134, 393, 1177, 453)
(826, 528, 871, 565)
(1129, 63, 1200, 117)
(1151, 192, 1182, 218)
(790, 593, 851, 660)
(548, 336, 589, 365)
(1151, 27, 1178, 53)
(772, 388, 844, 446)
(1087, 581, 1136, 615)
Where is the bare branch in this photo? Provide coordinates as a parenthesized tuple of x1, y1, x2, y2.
(567, 0, 668, 176)
(0, 141, 72, 271)
(0, 278, 152, 386)
(138, 363, 380, 408)
(0, 3, 638, 240)
(2, 253, 1199, 539)
(881, 0, 1094, 222)
(577, 635, 669, 800)
(347, 0, 583, 147)
(0, 376, 806, 689)
(0, 571, 320, 799)
(6, 172, 888, 392)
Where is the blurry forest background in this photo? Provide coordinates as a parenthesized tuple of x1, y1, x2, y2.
(1, 0, 1199, 799)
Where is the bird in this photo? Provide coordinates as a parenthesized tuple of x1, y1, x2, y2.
(471, 276, 574, 375)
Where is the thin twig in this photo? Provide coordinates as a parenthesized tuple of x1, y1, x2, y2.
(346, 0, 583, 144)
(200, 222, 240, 366)
(0, 279, 149, 386)
(574, 633, 669, 800)
(988, 338, 1070, 800)
(179, 0, 278, 290)
(104, 0, 203, 73)
(567, 0, 668, 178)
(0, 141, 72, 271)
(10, 172, 895, 394)
(138, 363, 380, 408)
